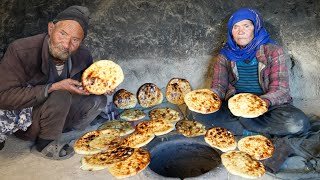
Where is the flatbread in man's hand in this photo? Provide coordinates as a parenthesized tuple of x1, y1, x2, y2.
(175, 120, 206, 137)
(221, 150, 266, 179)
(204, 127, 237, 152)
(113, 89, 137, 109)
(237, 135, 274, 160)
(165, 78, 192, 105)
(82, 60, 124, 95)
(228, 93, 268, 118)
(107, 148, 151, 179)
(137, 83, 163, 108)
(184, 89, 221, 114)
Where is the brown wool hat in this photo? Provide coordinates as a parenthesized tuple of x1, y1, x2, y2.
(53, 5, 90, 37)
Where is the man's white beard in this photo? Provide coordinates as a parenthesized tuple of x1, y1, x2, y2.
(48, 38, 71, 61)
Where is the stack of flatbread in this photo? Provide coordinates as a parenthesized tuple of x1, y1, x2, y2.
(74, 120, 152, 179)
(218, 134, 275, 179)
(82, 60, 124, 95)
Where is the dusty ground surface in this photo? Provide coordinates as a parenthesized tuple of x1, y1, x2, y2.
(1, 103, 319, 180)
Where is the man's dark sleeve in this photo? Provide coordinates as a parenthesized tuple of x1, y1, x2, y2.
(0, 44, 47, 110)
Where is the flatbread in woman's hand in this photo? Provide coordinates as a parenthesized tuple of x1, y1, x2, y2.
(228, 93, 268, 118)
(82, 60, 124, 95)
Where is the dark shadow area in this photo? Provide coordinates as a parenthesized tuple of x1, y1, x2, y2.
(148, 140, 221, 179)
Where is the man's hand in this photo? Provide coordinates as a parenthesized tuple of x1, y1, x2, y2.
(49, 79, 90, 95)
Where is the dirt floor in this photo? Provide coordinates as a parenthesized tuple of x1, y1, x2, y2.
(1, 103, 320, 180)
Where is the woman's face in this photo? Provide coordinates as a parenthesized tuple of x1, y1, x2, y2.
(231, 20, 254, 48)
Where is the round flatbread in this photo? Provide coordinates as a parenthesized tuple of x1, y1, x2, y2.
(74, 130, 109, 155)
(107, 148, 151, 179)
(136, 119, 175, 136)
(228, 93, 268, 118)
(238, 135, 274, 160)
(121, 131, 155, 148)
(204, 127, 237, 152)
(184, 89, 221, 114)
(80, 146, 134, 171)
(137, 83, 163, 108)
(165, 78, 192, 105)
(175, 120, 206, 137)
(82, 60, 124, 95)
(149, 107, 182, 123)
(97, 120, 135, 136)
(113, 89, 137, 109)
(221, 150, 266, 179)
(120, 109, 146, 121)
(88, 129, 122, 150)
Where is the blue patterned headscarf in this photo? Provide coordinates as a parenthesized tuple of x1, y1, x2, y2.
(220, 8, 275, 62)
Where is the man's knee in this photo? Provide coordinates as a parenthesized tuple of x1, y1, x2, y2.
(46, 90, 72, 110)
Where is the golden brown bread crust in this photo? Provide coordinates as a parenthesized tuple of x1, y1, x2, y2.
(228, 93, 268, 118)
(221, 150, 266, 179)
(120, 109, 146, 121)
(82, 60, 124, 95)
(238, 135, 274, 160)
(137, 83, 163, 108)
(184, 89, 221, 114)
(204, 127, 237, 152)
(149, 107, 182, 122)
(136, 119, 175, 136)
(80, 146, 134, 171)
(175, 120, 206, 137)
(97, 120, 135, 136)
(165, 78, 192, 105)
(121, 131, 155, 148)
(113, 89, 137, 109)
(74, 130, 107, 155)
(107, 148, 151, 179)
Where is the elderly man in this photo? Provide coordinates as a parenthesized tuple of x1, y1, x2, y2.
(0, 6, 107, 160)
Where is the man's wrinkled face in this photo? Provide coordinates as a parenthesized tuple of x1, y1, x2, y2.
(48, 20, 84, 61)
(232, 20, 254, 48)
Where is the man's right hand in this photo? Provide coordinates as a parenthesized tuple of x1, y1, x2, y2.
(48, 79, 90, 95)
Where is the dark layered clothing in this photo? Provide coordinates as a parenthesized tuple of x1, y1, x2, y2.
(0, 33, 107, 141)
(0, 33, 92, 109)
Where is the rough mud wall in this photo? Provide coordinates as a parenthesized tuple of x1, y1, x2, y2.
(0, 0, 319, 115)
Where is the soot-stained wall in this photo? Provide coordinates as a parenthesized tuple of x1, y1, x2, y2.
(0, 0, 319, 115)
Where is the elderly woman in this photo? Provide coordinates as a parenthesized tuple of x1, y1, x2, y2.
(187, 8, 312, 173)
(189, 8, 310, 137)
